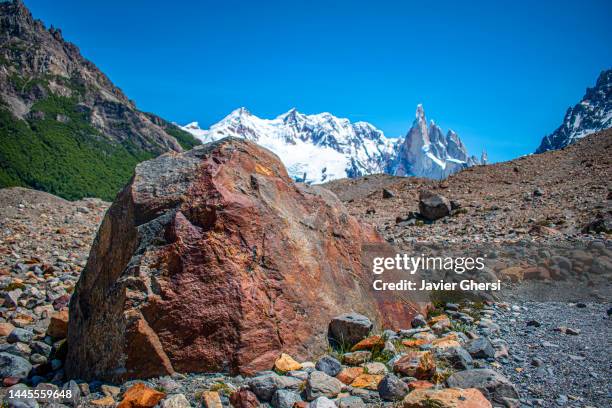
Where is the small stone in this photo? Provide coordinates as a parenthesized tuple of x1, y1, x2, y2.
(0, 352, 32, 380)
(305, 371, 343, 401)
(91, 396, 116, 406)
(117, 383, 166, 408)
(363, 362, 387, 375)
(7, 328, 34, 344)
(350, 374, 383, 390)
(248, 373, 301, 402)
(382, 189, 395, 199)
(29, 354, 47, 365)
(78, 383, 90, 396)
(393, 351, 436, 380)
(407, 380, 434, 391)
(377, 373, 408, 401)
(274, 353, 302, 372)
(403, 387, 492, 408)
(337, 396, 366, 408)
(526, 320, 541, 327)
(446, 369, 519, 406)
(101, 384, 121, 398)
(350, 335, 384, 351)
(47, 310, 69, 338)
(565, 328, 580, 335)
(428, 315, 451, 332)
(201, 391, 223, 408)
(310, 396, 336, 408)
(271, 389, 302, 408)
(336, 367, 365, 385)
(229, 389, 259, 408)
(315, 355, 341, 377)
(30, 341, 52, 358)
(329, 313, 372, 346)
(465, 337, 495, 359)
(418, 191, 451, 221)
(531, 358, 544, 367)
(0, 322, 15, 336)
(342, 351, 371, 365)
(410, 314, 427, 328)
(160, 394, 190, 408)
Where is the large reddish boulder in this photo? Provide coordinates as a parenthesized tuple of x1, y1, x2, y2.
(66, 138, 424, 382)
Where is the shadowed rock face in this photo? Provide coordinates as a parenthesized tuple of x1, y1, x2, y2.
(66, 137, 424, 382)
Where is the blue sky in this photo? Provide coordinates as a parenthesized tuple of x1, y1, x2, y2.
(25, 0, 612, 162)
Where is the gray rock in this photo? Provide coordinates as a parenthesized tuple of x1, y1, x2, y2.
(287, 370, 309, 380)
(337, 396, 366, 408)
(8, 328, 34, 344)
(248, 373, 302, 402)
(33, 383, 58, 404)
(61, 380, 81, 406)
(305, 371, 343, 401)
(315, 355, 342, 377)
(310, 396, 336, 408)
(0, 352, 32, 380)
(446, 369, 519, 406)
(465, 337, 495, 359)
(377, 373, 409, 401)
(3, 384, 39, 408)
(342, 351, 371, 365)
(30, 341, 52, 358)
(29, 354, 47, 365)
(271, 389, 302, 408)
(160, 394, 190, 408)
(382, 189, 395, 199)
(418, 191, 451, 221)
(329, 313, 372, 346)
(398, 327, 430, 338)
(434, 345, 473, 369)
(410, 314, 427, 328)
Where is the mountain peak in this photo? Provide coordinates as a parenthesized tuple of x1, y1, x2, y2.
(415, 104, 426, 121)
(536, 68, 611, 153)
(231, 107, 251, 117)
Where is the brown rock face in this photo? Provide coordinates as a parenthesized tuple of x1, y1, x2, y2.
(66, 138, 422, 381)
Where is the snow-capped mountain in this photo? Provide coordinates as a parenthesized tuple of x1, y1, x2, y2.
(387, 105, 481, 179)
(536, 69, 611, 153)
(182, 105, 480, 183)
(182, 108, 395, 183)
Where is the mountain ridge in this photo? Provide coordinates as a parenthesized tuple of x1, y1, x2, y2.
(182, 105, 482, 183)
(536, 69, 611, 153)
(0, 0, 200, 200)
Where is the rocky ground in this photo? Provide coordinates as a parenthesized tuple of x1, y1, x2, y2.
(0, 132, 610, 408)
(324, 130, 612, 246)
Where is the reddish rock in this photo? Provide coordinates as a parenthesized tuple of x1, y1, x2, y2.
(117, 383, 165, 408)
(0, 322, 15, 336)
(230, 389, 259, 408)
(393, 351, 436, 380)
(336, 367, 365, 384)
(351, 374, 384, 390)
(350, 335, 384, 351)
(403, 387, 492, 408)
(3, 377, 20, 387)
(66, 138, 424, 382)
(407, 380, 434, 391)
(47, 309, 69, 338)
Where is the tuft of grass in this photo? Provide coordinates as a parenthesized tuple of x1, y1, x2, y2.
(209, 382, 233, 395)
